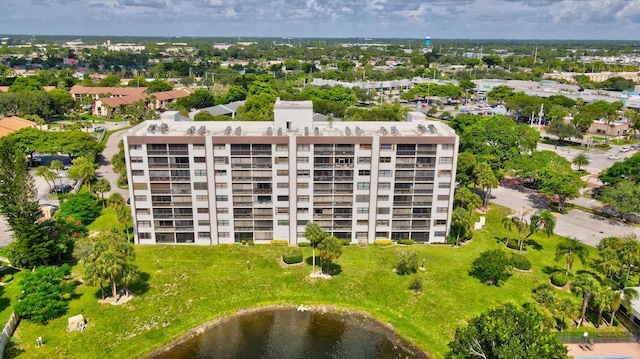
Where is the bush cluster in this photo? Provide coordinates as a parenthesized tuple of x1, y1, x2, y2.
(270, 240, 289, 246)
(397, 239, 415, 245)
(338, 239, 351, 246)
(509, 253, 531, 270)
(374, 239, 393, 247)
(240, 240, 255, 246)
(551, 272, 569, 287)
(297, 242, 311, 247)
(397, 250, 420, 275)
(409, 277, 423, 292)
(282, 248, 303, 264)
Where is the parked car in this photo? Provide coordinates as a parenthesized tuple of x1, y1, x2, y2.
(630, 145, 638, 150)
(94, 126, 105, 133)
(620, 147, 631, 152)
(29, 157, 42, 167)
(608, 154, 622, 160)
(50, 184, 72, 194)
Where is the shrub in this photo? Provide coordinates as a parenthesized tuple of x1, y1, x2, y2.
(551, 272, 569, 287)
(282, 248, 303, 264)
(374, 239, 393, 247)
(397, 239, 415, 245)
(297, 242, 311, 247)
(510, 253, 532, 270)
(270, 240, 288, 246)
(338, 239, 351, 246)
(2, 274, 13, 283)
(397, 251, 419, 275)
(594, 143, 611, 150)
(247, 240, 255, 246)
(470, 249, 510, 286)
(409, 277, 423, 292)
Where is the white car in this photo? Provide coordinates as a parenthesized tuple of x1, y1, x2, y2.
(608, 154, 621, 160)
(620, 147, 631, 152)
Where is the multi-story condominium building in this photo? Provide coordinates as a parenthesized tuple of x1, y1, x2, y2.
(123, 100, 459, 245)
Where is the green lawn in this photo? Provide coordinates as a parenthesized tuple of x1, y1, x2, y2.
(7, 205, 598, 359)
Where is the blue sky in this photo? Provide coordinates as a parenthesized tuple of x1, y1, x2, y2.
(1, 0, 640, 39)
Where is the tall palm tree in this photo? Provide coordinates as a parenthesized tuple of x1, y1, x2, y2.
(50, 159, 65, 185)
(502, 216, 516, 244)
(451, 207, 470, 247)
(304, 222, 327, 275)
(529, 210, 556, 238)
(514, 207, 531, 252)
(598, 248, 622, 280)
(571, 273, 600, 327)
(609, 287, 639, 326)
(318, 236, 343, 274)
(619, 237, 640, 281)
(35, 166, 55, 192)
(555, 238, 589, 275)
(473, 163, 498, 210)
(93, 178, 111, 208)
(572, 153, 590, 171)
(591, 286, 612, 327)
(554, 297, 578, 330)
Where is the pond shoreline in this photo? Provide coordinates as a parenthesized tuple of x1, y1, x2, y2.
(145, 303, 431, 359)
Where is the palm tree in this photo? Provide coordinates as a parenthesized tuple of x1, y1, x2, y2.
(619, 237, 640, 281)
(93, 178, 111, 208)
(554, 297, 578, 330)
(35, 166, 55, 192)
(555, 238, 589, 275)
(598, 248, 622, 280)
(591, 286, 612, 327)
(529, 210, 556, 238)
(304, 222, 327, 275)
(49, 159, 65, 186)
(451, 207, 470, 247)
(502, 216, 516, 244)
(514, 207, 531, 252)
(572, 153, 590, 171)
(108, 193, 126, 208)
(318, 236, 343, 274)
(454, 187, 482, 215)
(609, 287, 639, 326)
(571, 273, 600, 327)
(115, 205, 132, 238)
(473, 163, 498, 210)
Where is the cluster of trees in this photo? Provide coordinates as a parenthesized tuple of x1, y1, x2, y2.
(303, 223, 344, 275)
(7, 127, 104, 163)
(0, 84, 77, 118)
(599, 153, 640, 219)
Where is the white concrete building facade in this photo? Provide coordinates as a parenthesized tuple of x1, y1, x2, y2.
(123, 100, 459, 245)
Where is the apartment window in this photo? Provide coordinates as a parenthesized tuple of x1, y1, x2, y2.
(358, 170, 370, 176)
(298, 182, 309, 189)
(441, 144, 454, 150)
(277, 207, 289, 214)
(194, 144, 206, 150)
(380, 157, 391, 163)
(436, 207, 448, 213)
(198, 232, 211, 239)
(194, 182, 207, 190)
(378, 195, 389, 201)
(198, 208, 209, 214)
(438, 170, 452, 178)
(134, 195, 147, 202)
(434, 231, 446, 237)
(215, 183, 227, 189)
(277, 195, 289, 201)
(277, 170, 289, 176)
(297, 208, 309, 214)
(218, 220, 229, 226)
(380, 144, 393, 150)
(132, 170, 144, 176)
(297, 195, 309, 202)
(378, 207, 390, 215)
(378, 182, 391, 189)
(214, 156, 228, 164)
(196, 195, 208, 202)
(216, 195, 228, 202)
(437, 195, 449, 201)
(217, 208, 229, 214)
(297, 170, 310, 177)
(376, 220, 389, 226)
(435, 219, 447, 225)
(276, 144, 288, 151)
(297, 144, 310, 151)
(275, 157, 288, 164)
(137, 220, 151, 228)
(195, 169, 207, 176)
(357, 207, 369, 214)
(359, 144, 372, 150)
(358, 157, 371, 164)
(129, 144, 142, 150)
(357, 182, 370, 190)
(214, 170, 227, 176)
(218, 232, 230, 238)
(136, 208, 150, 215)
(194, 157, 206, 163)
(438, 182, 450, 189)
(376, 232, 388, 239)
(138, 232, 151, 239)
(297, 220, 309, 226)
(276, 182, 288, 189)
(357, 220, 368, 226)
(130, 156, 143, 163)
(278, 220, 290, 226)
(355, 195, 369, 202)
(297, 157, 309, 163)
(379, 170, 391, 177)
(198, 220, 210, 226)
(439, 157, 453, 164)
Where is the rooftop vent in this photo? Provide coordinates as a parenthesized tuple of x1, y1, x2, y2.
(314, 127, 319, 136)
(147, 124, 157, 133)
(267, 127, 273, 136)
(391, 126, 399, 136)
(277, 127, 283, 136)
(355, 126, 362, 136)
(380, 126, 389, 136)
(197, 126, 206, 136)
(418, 124, 427, 133)
(186, 126, 196, 135)
(345, 126, 352, 136)
(224, 126, 232, 136)
(234, 126, 242, 136)
(159, 123, 169, 134)
(428, 124, 437, 134)
(304, 127, 309, 136)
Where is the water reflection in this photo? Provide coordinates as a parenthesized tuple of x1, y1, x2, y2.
(154, 308, 427, 359)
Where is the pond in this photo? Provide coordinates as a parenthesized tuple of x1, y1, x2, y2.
(152, 308, 428, 359)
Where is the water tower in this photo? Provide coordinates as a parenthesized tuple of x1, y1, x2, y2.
(423, 36, 433, 53)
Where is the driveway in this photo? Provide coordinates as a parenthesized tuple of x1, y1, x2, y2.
(94, 126, 130, 199)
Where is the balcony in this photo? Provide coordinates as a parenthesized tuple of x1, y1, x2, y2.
(396, 151, 416, 156)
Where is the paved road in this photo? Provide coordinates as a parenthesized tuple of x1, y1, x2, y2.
(537, 142, 635, 175)
(94, 123, 130, 199)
